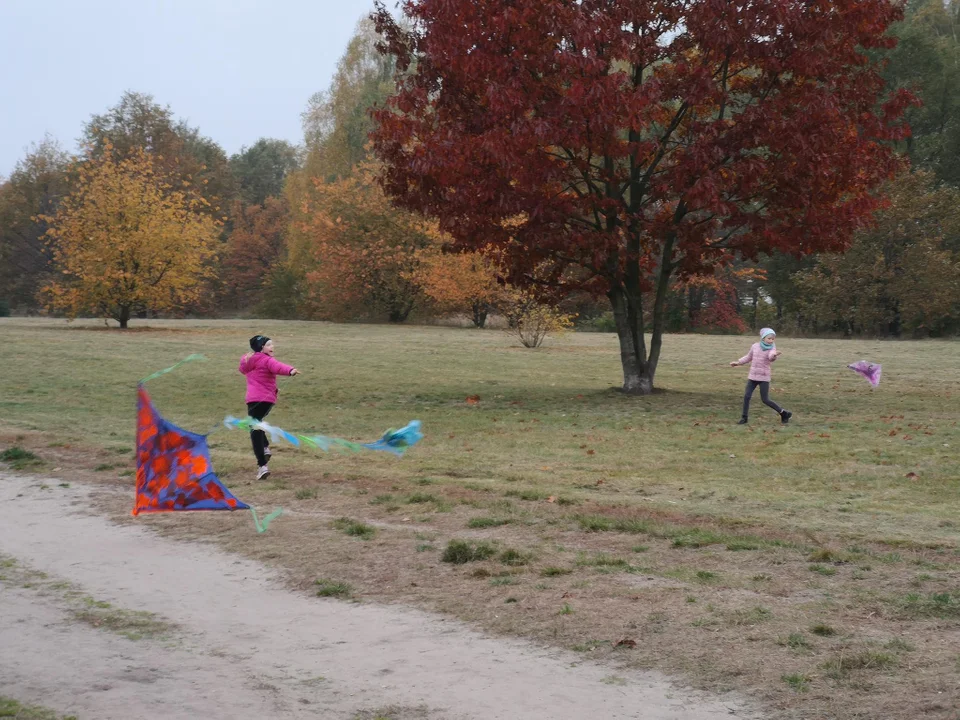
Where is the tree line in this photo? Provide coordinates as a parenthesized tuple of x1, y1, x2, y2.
(1, 0, 957, 358)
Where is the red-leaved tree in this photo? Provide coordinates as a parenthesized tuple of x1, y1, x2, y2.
(371, 0, 916, 393)
(221, 197, 289, 311)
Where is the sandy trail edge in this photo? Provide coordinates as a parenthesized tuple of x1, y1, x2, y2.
(0, 474, 758, 720)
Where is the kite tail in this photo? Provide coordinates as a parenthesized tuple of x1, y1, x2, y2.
(226, 416, 423, 456)
(250, 507, 283, 533)
(139, 353, 207, 384)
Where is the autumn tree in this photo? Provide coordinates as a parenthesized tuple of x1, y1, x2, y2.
(883, 0, 960, 184)
(795, 171, 960, 337)
(372, 0, 915, 393)
(297, 163, 435, 322)
(301, 17, 397, 181)
(42, 147, 220, 328)
(411, 249, 505, 327)
(267, 19, 400, 317)
(221, 196, 290, 311)
(0, 137, 72, 312)
(668, 265, 766, 334)
(229, 139, 300, 207)
(83, 91, 235, 212)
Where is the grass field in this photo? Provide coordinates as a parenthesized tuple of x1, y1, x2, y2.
(2, 317, 959, 719)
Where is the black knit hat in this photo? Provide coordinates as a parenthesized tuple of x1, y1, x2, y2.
(250, 335, 270, 352)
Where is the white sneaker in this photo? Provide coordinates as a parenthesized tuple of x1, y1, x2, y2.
(256, 465, 270, 481)
(264, 447, 272, 459)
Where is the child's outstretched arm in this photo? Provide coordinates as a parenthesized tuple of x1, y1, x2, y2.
(265, 356, 298, 377)
(731, 347, 753, 367)
(239, 353, 252, 374)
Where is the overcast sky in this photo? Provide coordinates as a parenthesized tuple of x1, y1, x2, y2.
(0, 0, 377, 176)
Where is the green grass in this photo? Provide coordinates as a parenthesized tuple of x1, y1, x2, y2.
(810, 623, 838, 637)
(781, 673, 811, 693)
(821, 651, 897, 679)
(316, 578, 352, 598)
(0, 697, 77, 720)
(3, 321, 960, 720)
(895, 591, 960, 619)
(333, 517, 376, 540)
(467, 516, 512, 528)
(0, 446, 40, 470)
(441, 539, 497, 564)
(2, 320, 958, 549)
(499, 548, 532, 566)
(780, 632, 813, 650)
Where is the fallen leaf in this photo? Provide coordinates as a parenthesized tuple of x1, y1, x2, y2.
(906, 472, 919, 480)
(614, 638, 637, 648)
(547, 496, 556, 503)
(586, 449, 595, 455)
(819, 433, 831, 438)
(465, 395, 481, 405)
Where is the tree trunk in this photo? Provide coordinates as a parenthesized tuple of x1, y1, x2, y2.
(472, 302, 488, 329)
(117, 305, 131, 329)
(608, 284, 654, 395)
(607, 236, 676, 395)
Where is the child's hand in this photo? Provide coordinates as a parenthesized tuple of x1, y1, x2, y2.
(290, 368, 299, 376)
(730, 361, 738, 367)
(243, 352, 253, 361)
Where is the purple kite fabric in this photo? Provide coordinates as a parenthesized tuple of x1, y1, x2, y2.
(847, 361, 882, 388)
(133, 385, 249, 515)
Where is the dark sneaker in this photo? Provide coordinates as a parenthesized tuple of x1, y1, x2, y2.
(781, 410, 792, 425)
(737, 417, 749, 425)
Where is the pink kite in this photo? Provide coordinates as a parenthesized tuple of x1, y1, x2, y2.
(847, 361, 882, 387)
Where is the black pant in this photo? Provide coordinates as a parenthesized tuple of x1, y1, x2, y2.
(742, 380, 782, 419)
(247, 401, 274, 467)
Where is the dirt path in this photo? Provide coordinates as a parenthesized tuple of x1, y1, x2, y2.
(0, 473, 757, 720)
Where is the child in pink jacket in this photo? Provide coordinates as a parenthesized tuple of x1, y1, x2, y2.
(730, 328, 792, 425)
(240, 335, 299, 479)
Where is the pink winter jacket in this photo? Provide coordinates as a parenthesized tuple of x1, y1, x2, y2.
(735, 343, 779, 382)
(239, 352, 295, 404)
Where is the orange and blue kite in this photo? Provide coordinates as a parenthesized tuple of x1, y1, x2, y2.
(131, 353, 420, 533)
(133, 383, 249, 516)
(132, 355, 282, 532)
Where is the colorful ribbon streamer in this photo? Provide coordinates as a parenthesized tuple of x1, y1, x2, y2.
(224, 416, 423, 457)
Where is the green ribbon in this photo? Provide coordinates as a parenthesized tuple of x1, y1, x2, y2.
(250, 507, 283, 533)
(139, 354, 207, 384)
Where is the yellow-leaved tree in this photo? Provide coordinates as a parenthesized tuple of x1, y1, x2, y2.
(41, 146, 220, 328)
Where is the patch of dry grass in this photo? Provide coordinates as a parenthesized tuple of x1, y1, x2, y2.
(0, 552, 176, 641)
(2, 318, 960, 720)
